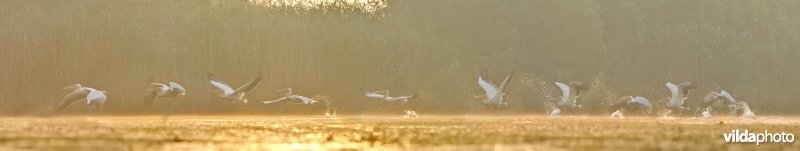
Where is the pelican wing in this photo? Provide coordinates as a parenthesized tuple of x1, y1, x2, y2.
(677, 82, 694, 96)
(54, 89, 89, 111)
(86, 89, 107, 105)
(235, 72, 263, 93)
(495, 72, 514, 99)
(208, 73, 235, 95)
(63, 84, 82, 91)
(478, 75, 498, 99)
(632, 96, 652, 108)
(666, 83, 679, 96)
(169, 82, 186, 94)
(362, 89, 387, 99)
(145, 83, 168, 106)
(608, 96, 632, 112)
(555, 82, 570, 101)
(719, 90, 736, 104)
(262, 97, 287, 104)
(702, 91, 721, 107)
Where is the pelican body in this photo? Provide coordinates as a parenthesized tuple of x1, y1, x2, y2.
(361, 89, 418, 117)
(553, 82, 588, 113)
(475, 71, 514, 110)
(608, 96, 652, 116)
(144, 82, 187, 106)
(665, 82, 695, 115)
(54, 84, 108, 112)
(208, 72, 263, 104)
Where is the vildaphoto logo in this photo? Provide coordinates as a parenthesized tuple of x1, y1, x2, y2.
(724, 130, 795, 145)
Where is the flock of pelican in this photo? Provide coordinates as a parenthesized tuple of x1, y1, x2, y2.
(52, 71, 756, 119)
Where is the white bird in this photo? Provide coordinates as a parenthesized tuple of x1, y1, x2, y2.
(665, 82, 695, 114)
(552, 82, 588, 113)
(361, 89, 419, 117)
(262, 88, 337, 118)
(144, 82, 187, 106)
(261, 88, 319, 105)
(208, 72, 263, 104)
(608, 96, 652, 115)
(53, 84, 108, 112)
(474, 71, 514, 110)
(701, 90, 739, 116)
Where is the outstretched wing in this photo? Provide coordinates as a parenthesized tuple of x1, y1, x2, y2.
(478, 74, 498, 99)
(666, 82, 683, 106)
(608, 96, 631, 112)
(361, 89, 387, 99)
(144, 83, 168, 106)
(632, 96, 652, 108)
(719, 90, 736, 104)
(495, 72, 514, 99)
(702, 91, 721, 108)
(208, 72, 235, 95)
(677, 82, 694, 96)
(235, 72, 263, 93)
(262, 97, 287, 104)
(54, 89, 89, 111)
(555, 82, 570, 101)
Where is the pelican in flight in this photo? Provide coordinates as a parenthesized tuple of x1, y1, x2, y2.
(664, 82, 696, 115)
(550, 82, 588, 115)
(208, 72, 263, 104)
(262, 88, 318, 105)
(262, 88, 337, 118)
(53, 84, 108, 112)
(144, 82, 187, 106)
(473, 71, 514, 110)
(361, 89, 418, 118)
(608, 96, 652, 118)
(701, 90, 753, 117)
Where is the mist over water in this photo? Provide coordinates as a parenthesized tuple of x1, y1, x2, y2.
(1, 0, 798, 115)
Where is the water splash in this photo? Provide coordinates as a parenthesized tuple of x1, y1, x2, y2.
(247, 0, 388, 15)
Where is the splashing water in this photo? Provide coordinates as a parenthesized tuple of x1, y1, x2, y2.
(247, 0, 387, 14)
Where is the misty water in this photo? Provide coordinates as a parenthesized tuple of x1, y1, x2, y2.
(1, 0, 799, 116)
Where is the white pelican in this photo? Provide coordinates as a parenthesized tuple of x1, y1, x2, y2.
(665, 82, 695, 115)
(208, 72, 263, 104)
(552, 82, 588, 114)
(361, 89, 418, 117)
(702, 90, 756, 117)
(261, 88, 319, 105)
(701, 90, 737, 116)
(53, 84, 108, 112)
(262, 88, 337, 118)
(144, 82, 187, 106)
(608, 96, 652, 117)
(473, 71, 514, 110)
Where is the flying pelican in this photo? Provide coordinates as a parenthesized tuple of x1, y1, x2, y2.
(664, 82, 696, 115)
(361, 89, 418, 118)
(550, 82, 588, 115)
(473, 71, 514, 110)
(262, 88, 337, 118)
(144, 82, 187, 106)
(53, 84, 108, 112)
(702, 90, 754, 117)
(608, 96, 652, 118)
(208, 72, 263, 104)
